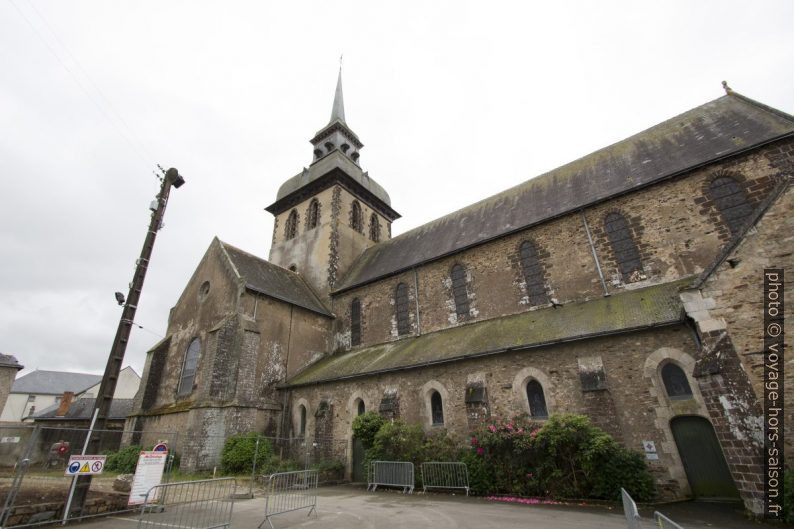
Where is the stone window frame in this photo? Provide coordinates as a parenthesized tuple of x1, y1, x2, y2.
(517, 239, 549, 306)
(420, 380, 449, 430)
(350, 200, 363, 233)
(449, 263, 471, 320)
(603, 211, 645, 283)
(394, 282, 411, 336)
(350, 298, 362, 346)
(512, 367, 555, 419)
(369, 213, 381, 242)
(305, 198, 321, 231)
(294, 398, 312, 438)
(284, 209, 299, 240)
(176, 337, 201, 398)
(525, 379, 549, 419)
(705, 171, 754, 236)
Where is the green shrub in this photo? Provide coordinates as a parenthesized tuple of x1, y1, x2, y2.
(259, 455, 300, 476)
(461, 450, 495, 496)
(220, 433, 272, 474)
(783, 471, 794, 523)
(105, 445, 143, 474)
(352, 412, 386, 449)
(589, 444, 654, 501)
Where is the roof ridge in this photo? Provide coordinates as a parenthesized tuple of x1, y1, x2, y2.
(729, 91, 794, 123)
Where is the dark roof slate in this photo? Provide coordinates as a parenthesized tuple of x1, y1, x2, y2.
(219, 240, 332, 316)
(336, 94, 794, 292)
(287, 279, 689, 386)
(11, 370, 101, 395)
(33, 398, 133, 421)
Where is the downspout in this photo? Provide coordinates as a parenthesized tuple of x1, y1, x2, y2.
(413, 267, 422, 336)
(581, 210, 610, 296)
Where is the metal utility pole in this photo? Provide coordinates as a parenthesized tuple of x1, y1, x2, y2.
(70, 167, 185, 516)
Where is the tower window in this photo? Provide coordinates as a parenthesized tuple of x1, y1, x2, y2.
(604, 212, 643, 281)
(661, 363, 693, 400)
(430, 391, 444, 425)
(177, 338, 201, 397)
(306, 199, 321, 230)
(526, 380, 548, 419)
(395, 283, 410, 336)
(351, 298, 361, 346)
(357, 399, 365, 416)
(369, 213, 381, 242)
(284, 209, 298, 240)
(299, 404, 307, 436)
(351, 201, 363, 233)
(519, 241, 548, 306)
(450, 264, 470, 319)
(708, 176, 753, 234)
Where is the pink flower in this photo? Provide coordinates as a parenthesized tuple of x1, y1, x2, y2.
(470, 436, 478, 446)
(526, 472, 534, 479)
(530, 429, 538, 439)
(517, 428, 524, 434)
(506, 422, 514, 431)
(476, 447, 485, 456)
(488, 425, 497, 433)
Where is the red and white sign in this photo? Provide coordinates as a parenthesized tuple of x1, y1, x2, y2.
(65, 455, 106, 476)
(128, 451, 168, 506)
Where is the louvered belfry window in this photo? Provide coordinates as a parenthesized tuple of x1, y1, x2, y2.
(306, 199, 320, 230)
(284, 209, 298, 240)
(604, 212, 643, 280)
(395, 283, 410, 336)
(519, 241, 547, 306)
(351, 201, 363, 232)
(351, 298, 361, 346)
(369, 213, 380, 242)
(450, 264, 470, 318)
(708, 176, 753, 234)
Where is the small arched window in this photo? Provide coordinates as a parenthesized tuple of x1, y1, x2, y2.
(450, 264, 470, 319)
(284, 209, 298, 240)
(351, 201, 363, 233)
(395, 283, 410, 336)
(299, 404, 307, 436)
(519, 241, 548, 306)
(604, 212, 643, 281)
(357, 399, 365, 416)
(177, 338, 201, 397)
(661, 363, 693, 400)
(526, 380, 548, 419)
(351, 298, 361, 346)
(430, 391, 444, 425)
(306, 199, 320, 230)
(708, 176, 753, 234)
(369, 213, 381, 242)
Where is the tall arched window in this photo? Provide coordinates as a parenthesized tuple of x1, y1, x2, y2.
(430, 391, 444, 425)
(526, 380, 548, 419)
(395, 283, 410, 336)
(708, 176, 753, 234)
(369, 213, 381, 242)
(351, 201, 363, 233)
(299, 404, 307, 436)
(351, 298, 361, 346)
(604, 212, 643, 281)
(177, 338, 201, 397)
(661, 363, 693, 400)
(306, 199, 320, 230)
(357, 399, 365, 416)
(450, 264, 470, 319)
(519, 240, 548, 306)
(284, 209, 298, 240)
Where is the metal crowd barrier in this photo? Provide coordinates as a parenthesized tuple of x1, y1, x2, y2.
(653, 511, 684, 529)
(421, 462, 469, 495)
(137, 477, 236, 529)
(258, 469, 318, 529)
(621, 488, 642, 529)
(368, 461, 414, 494)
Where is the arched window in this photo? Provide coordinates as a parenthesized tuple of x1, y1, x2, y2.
(604, 212, 643, 281)
(450, 264, 470, 319)
(708, 176, 753, 234)
(369, 213, 381, 242)
(357, 399, 365, 416)
(430, 391, 444, 425)
(299, 404, 307, 436)
(306, 199, 320, 230)
(177, 338, 201, 397)
(284, 209, 298, 240)
(351, 298, 361, 346)
(351, 201, 363, 233)
(395, 283, 410, 336)
(526, 380, 548, 419)
(661, 363, 693, 400)
(519, 241, 548, 306)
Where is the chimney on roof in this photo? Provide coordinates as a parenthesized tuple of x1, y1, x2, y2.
(55, 392, 75, 417)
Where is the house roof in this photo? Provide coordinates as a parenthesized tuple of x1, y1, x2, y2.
(335, 93, 794, 293)
(11, 370, 102, 396)
(33, 398, 133, 421)
(218, 239, 332, 316)
(287, 278, 689, 387)
(0, 354, 23, 370)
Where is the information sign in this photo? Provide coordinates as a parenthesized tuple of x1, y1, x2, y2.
(64, 455, 106, 476)
(128, 451, 168, 506)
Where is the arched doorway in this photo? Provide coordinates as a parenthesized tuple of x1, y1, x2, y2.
(670, 416, 740, 500)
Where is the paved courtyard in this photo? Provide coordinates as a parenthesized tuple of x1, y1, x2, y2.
(84, 485, 766, 529)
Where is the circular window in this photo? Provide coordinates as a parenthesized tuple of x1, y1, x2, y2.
(198, 281, 210, 302)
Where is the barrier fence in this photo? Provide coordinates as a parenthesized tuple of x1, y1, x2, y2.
(621, 488, 642, 529)
(367, 461, 414, 494)
(420, 462, 469, 495)
(258, 470, 318, 529)
(136, 477, 236, 529)
(653, 511, 684, 529)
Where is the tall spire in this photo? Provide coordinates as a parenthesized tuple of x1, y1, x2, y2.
(330, 67, 346, 123)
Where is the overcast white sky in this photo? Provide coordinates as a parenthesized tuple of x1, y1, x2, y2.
(1, 1, 792, 378)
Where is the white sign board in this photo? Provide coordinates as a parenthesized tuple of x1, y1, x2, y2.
(0, 436, 20, 443)
(65, 455, 106, 476)
(642, 440, 659, 460)
(128, 451, 168, 506)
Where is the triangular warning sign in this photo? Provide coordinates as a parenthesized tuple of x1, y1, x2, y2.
(80, 463, 90, 472)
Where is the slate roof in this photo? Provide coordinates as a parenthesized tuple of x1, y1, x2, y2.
(33, 398, 133, 421)
(219, 240, 332, 316)
(11, 370, 101, 396)
(287, 278, 689, 387)
(335, 93, 794, 293)
(0, 354, 22, 370)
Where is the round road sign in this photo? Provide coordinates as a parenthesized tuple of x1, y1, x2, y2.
(68, 462, 80, 474)
(91, 461, 103, 472)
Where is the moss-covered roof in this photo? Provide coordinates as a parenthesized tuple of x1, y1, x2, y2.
(287, 279, 690, 387)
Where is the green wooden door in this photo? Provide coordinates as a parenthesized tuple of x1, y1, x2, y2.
(352, 438, 365, 482)
(670, 416, 740, 499)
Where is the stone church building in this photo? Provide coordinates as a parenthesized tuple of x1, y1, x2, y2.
(126, 74, 792, 514)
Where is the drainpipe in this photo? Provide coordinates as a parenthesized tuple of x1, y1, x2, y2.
(581, 210, 610, 296)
